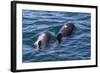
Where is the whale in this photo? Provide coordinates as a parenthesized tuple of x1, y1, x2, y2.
(55, 23, 75, 47)
(34, 32, 51, 49)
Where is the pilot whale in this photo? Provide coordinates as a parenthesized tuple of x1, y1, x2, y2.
(34, 32, 51, 49)
(55, 23, 75, 47)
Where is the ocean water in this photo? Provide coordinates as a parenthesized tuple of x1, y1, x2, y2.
(22, 10, 91, 63)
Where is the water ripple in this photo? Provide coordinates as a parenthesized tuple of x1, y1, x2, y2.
(22, 10, 91, 62)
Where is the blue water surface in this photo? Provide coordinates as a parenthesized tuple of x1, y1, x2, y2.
(22, 10, 91, 63)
